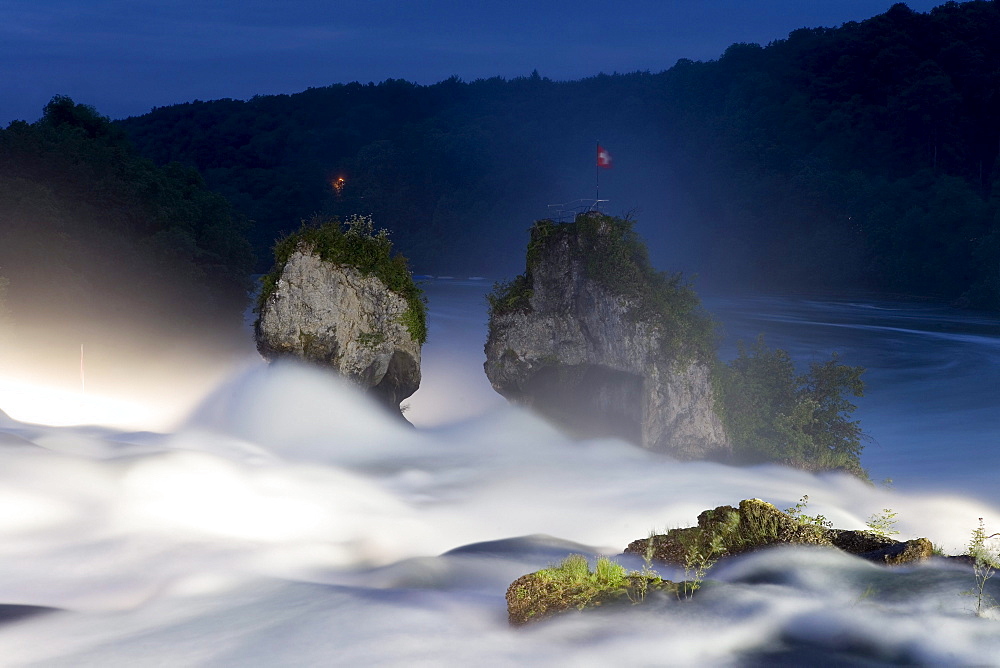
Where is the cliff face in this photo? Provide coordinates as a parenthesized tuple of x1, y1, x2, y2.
(255, 247, 421, 410)
(484, 215, 729, 459)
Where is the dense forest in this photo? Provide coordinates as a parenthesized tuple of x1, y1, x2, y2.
(114, 1, 1000, 309)
(0, 96, 254, 352)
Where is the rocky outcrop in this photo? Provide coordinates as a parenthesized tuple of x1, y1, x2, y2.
(485, 214, 729, 458)
(505, 554, 683, 627)
(623, 498, 934, 567)
(507, 498, 935, 626)
(255, 246, 421, 412)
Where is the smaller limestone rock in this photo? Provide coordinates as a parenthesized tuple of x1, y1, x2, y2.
(255, 218, 425, 414)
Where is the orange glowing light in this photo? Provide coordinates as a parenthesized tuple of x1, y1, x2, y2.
(332, 177, 346, 195)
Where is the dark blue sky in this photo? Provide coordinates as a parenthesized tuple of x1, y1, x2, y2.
(2, 1, 943, 126)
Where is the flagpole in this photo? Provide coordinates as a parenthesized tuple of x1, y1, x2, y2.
(595, 140, 600, 207)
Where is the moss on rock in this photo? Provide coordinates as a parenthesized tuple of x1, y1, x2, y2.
(505, 554, 682, 626)
(487, 213, 715, 362)
(257, 214, 426, 344)
(624, 499, 932, 567)
(509, 501, 938, 629)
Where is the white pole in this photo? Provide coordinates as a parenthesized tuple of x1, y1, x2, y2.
(595, 141, 600, 206)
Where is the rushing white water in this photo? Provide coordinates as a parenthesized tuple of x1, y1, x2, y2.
(0, 280, 997, 666)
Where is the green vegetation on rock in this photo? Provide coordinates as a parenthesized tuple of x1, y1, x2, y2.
(505, 554, 682, 626)
(624, 498, 932, 568)
(627, 500, 823, 566)
(258, 214, 427, 344)
(488, 213, 716, 362)
(490, 213, 869, 475)
(485, 274, 532, 316)
(509, 499, 994, 629)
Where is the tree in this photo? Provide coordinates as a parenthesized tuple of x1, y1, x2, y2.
(784, 354, 866, 473)
(41, 95, 124, 142)
(0, 95, 255, 343)
(715, 336, 868, 477)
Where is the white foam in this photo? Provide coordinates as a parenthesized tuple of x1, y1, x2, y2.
(0, 348, 998, 664)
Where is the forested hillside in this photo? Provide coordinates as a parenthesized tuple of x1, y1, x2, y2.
(118, 0, 1000, 308)
(0, 96, 254, 343)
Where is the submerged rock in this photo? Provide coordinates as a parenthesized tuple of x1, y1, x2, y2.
(485, 214, 729, 458)
(255, 218, 424, 414)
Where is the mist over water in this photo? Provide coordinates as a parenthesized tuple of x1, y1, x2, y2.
(0, 279, 998, 665)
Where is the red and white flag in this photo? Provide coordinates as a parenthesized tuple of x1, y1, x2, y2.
(597, 144, 612, 169)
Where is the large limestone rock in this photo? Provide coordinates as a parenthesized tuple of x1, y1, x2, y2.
(255, 247, 421, 411)
(485, 214, 729, 458)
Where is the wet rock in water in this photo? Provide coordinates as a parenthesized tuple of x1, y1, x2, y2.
(859, 537, 935, 565)
(828, 529, 899, 555)
(505, 554, 684, 626)
(507, 499, 938, 628)
(624, 499, 933, 567)
(485, 213, 729, 459)
(255, 218, 424, 416)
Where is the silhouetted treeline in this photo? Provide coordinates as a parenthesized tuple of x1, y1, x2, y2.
(0, 96, 254, 338)
(119, 1, 1000, 308)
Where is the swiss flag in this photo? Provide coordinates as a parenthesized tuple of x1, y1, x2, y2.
(597, 144, 612, 169)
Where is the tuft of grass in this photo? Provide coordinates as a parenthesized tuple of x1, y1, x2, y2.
(535, 554, 630, 604)
(679, 535, 720, 600)
(506, 553, 685, 625)
(257, 214, 427, 344)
